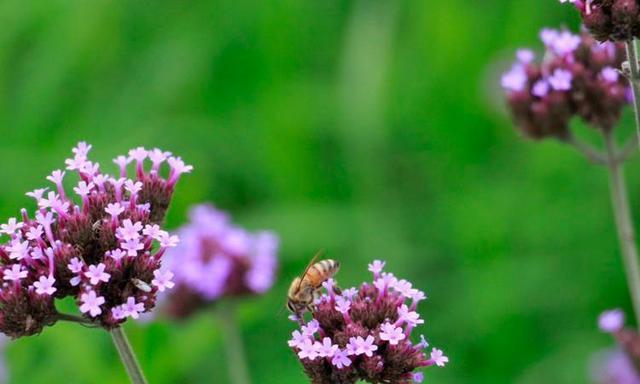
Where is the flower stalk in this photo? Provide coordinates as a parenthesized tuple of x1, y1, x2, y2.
(219, 304, 251, 384)
(604, 130, 640, 330)
(110, 326, 148, 384)
(625, 40, 640, 144)
(501, 26, 640, 330)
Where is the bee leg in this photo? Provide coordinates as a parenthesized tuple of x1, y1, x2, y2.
(312, 289, 321, 303)
(334, 284, 342, 295)
(307, 304, 317, 313)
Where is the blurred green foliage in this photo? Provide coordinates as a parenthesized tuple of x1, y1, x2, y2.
(0, 0, 633, 382)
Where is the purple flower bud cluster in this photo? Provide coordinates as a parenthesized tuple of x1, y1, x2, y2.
(502, 28, 629, 138)
(593, 309, 640, 383)
(561, 0, 640, 42)
(592, 348, 640, 384)
(288, 260, 447, 384)
(160, 204, 279, 319)
(0, 143, 191, 337)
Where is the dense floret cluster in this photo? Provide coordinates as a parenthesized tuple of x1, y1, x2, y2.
(561, 0, 640, 42)
(288, 260, 446, 384)
(160, 204, 279, 319)
(502, 27, 628, 138)
(0, 143, 191, 337)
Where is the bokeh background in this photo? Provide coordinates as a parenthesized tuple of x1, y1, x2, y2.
(0, 0, 633, 383)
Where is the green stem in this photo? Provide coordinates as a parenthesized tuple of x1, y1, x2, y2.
(625, 40, 640, 145)
(604, 130, 640, 329)
(219, 305, 251, 384)
(110, 327, 148, 384)
(560, 134, 607, 165)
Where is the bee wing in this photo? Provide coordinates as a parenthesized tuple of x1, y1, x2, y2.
(276, 249, 325, 319)
(295, 249, 324, 292)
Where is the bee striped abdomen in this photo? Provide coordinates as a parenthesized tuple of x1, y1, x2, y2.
(307, 259, 340, 288)
(286, 257, 341, 316)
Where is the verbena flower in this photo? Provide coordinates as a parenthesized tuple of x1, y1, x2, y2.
(0, 143, 191, 337)
(502, 27, 628, 139)
(560, 0, 640, 42)
(288, 260, 446, 384)
(593, 309, 640, 383)
(160, 204, 279, 318)
(591, 348, 640, 384)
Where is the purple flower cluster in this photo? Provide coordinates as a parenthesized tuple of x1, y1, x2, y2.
(561, 0, 640, 42)
(502, 27, 628, 138)
(0, 143, 191, 337)
(592, 348, 640, 384)
(161, 204, 279, 319)
(288, 260, 447, 384)
(593, 309, 640, 383)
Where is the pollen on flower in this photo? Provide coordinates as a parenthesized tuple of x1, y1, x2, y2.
(156, 204, 279, 319)
(288, 260, 445, 383)
(0, 143, 191, 337)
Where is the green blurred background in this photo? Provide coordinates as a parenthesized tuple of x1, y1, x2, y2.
(0, 0, 632, 382)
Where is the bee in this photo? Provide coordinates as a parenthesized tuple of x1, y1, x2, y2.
(286, 251, 340, 316)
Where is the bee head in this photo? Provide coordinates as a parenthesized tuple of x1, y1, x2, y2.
(286, 299, 308, 315)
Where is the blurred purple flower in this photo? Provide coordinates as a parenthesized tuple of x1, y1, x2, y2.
(600, 309, 625, 333)
(593, 309, 640, 383)
(592, 348, 640, 384)
(160, 204, 279, 318)
(502, 27, 629, 139)
(560, 0, 640, 42)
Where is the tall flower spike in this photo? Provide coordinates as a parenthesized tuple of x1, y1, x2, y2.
(502, 27, 628, 139)
(289, 260, 446, 384)
(157, 203, 279, 319)
(0, 142, 191, 338)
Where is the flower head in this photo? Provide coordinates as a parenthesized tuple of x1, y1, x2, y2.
(368, 260, 385, 277)
(158, 204, 279, 319)
(151, 270, 175, 292)
(288, 330, 309, 349)
(3, 265, 27, 281)
(0, 143, 191, 338)
(121, 296, 145, 319)
(350, 335, 378, 357)
(335, 296, 351, 314)
(331, 349, 352, 369)
(0, 218, 23, 236)
(288, 260, 446, 383)
(79, 291, 105, 317)
(33, 276, 57, 296)
(428, 348, 449, 367)
(84, 264, 111, 285)
(297, 338, 319, 361)
(560, 0, 640, 42)
(379, 322, 406, 345)
(316, 337, 339, 358)
(503, 27, 628, 139)
(591, 348, 640, 384)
